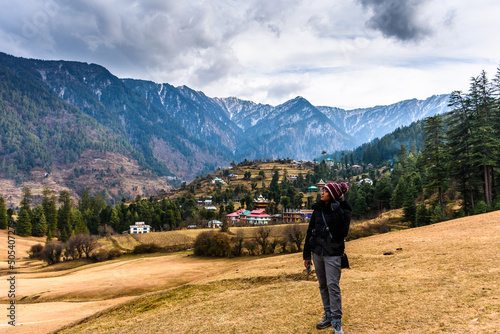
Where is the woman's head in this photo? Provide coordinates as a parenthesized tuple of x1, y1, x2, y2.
(322, 182, 349, 202)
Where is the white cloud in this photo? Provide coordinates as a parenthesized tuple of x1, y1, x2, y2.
(0, 0, 499, 109)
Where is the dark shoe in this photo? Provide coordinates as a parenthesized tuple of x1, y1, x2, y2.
(316, 311, 333, 329)
(332, 319, 344, 334)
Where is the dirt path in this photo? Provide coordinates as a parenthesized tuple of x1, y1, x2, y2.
(0, 297, 133, 334)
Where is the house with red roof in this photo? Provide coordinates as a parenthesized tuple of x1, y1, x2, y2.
(246, 209, 271, 225)
(226, 208, 245, 225)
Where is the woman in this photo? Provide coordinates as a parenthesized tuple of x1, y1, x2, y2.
(303, 182, 352, 333)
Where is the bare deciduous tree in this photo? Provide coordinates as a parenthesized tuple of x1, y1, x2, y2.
(287, 224, 307, 252)
(256, 226, 271, 254)
(81, 235, 99, 258)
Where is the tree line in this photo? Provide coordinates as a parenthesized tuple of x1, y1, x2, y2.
(344, 67, 500, 224)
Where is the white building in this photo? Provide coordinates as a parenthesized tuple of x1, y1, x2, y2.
(246, 210, 271, 225)
(208, 220, 224, 228)
(129, 222, 151, 234)
(357, 178, 373, 186)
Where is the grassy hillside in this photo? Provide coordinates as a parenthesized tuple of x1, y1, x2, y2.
(169, 160, 320, 205)
(6, 210, 494, 334)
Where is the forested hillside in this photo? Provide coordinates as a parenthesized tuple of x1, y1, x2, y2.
(0, 64, 133, 181)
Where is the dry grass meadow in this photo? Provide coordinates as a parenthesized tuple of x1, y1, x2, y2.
(1, 211, 499, 333)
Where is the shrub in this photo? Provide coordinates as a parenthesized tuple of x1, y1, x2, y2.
(28, 244, 44, 259)
(133, 243, 161, 254)
(268, 239, 278, 254)
(92, 248, 123, 262)
(193, 231, 214, 256)
(92, 249, 111, 262)
(108, 248, 122, 259)
(231, 235, 245, 257)
(474, 201, 488, 215)
(207, 233, 231, 257)
(415, 203, 431, 227)
(244, 240, 259, 255)
(98, 224, 115, 236)
(277, 237, 289, 253)
(194, 231, 231, 257)
(66, 234, 87, 260)
(430, 204, 446, 224)
(346, 220, 390, 241)
(41, 241, 64, 265)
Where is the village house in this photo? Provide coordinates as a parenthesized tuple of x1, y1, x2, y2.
(308, 185, 318, 193)
(212, 178, 226, 184)
(129, 222, 151, 234)
(226, 208, 245, 225)
(357, 178, 373, 186)
(238, 210, 251, 225)
(207, 220, 223, 228)
(352, 165, 363, 171)
(253, 194, 269, 210)
(246, 209, 271, 225)
(226, 195, 270, 226)
(282, 209, 314, 223)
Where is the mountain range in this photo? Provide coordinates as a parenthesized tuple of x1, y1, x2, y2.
(0, 51, 450, 201)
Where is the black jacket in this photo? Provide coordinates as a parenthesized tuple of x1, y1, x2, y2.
(303, 199, 352, 260)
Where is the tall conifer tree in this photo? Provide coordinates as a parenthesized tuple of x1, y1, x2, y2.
(0, 196, 7, 229)
(31, 205, 48, 237)
(468, 71, 498, 206)
(422, 114, 448, 211)
(446, 91, 477, 213)
(16, 209, 32, 237)
(42, 187, 58, 234)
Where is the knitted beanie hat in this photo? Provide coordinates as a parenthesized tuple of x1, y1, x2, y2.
(324, 182, 349, 200)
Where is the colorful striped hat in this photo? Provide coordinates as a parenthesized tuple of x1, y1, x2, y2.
(324, 182, 349, 200)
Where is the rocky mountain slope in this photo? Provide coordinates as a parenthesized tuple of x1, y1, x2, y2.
(0, 51, 450, 201)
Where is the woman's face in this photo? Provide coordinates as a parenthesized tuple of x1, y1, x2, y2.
(320, 188, 331, 202)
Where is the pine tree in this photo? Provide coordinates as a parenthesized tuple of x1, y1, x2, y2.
(422, 115, 448, 211)
(72, 209, 88, 234)
(31, 205, 47, 237)
(16, 209, 32, 237)
(109, 207, 120, 232)
(353, 191, 367, 217)
(46, 229, 53, 243)
(42, 187, 58, 234)
(446, 90, 477, 213)
(468, 71, 498, 206)
(403, 183, 417, 225)
(79, 188, 91, 212)
(390, 177, 407, 209)
(0, 196, 7, 229)
(58, 190, 73, 235)
(415, 202, 431, 227)
(60, 227, 69, 243)
(20, 185, 32, 218)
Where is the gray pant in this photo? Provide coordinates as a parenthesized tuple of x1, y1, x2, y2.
(313, 253, 342, 319)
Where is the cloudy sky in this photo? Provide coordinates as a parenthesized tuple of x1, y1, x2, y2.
(1, 0, 499, 109)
